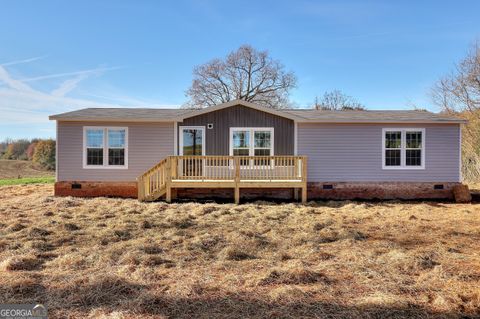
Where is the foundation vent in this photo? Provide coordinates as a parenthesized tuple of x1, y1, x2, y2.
(434, 184, 444, 190)
(323, 184, 333, 190)
(71, 183, 82, 189)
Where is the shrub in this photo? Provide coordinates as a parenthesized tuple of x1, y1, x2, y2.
(32, 139, 56, 170)
(26, 142, 37, 160)
(2, 139, 30, 160)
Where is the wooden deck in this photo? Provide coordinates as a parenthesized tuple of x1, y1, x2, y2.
(137, 155, 307, 203)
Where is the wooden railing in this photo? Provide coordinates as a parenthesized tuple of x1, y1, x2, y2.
(138, 155, 307, 202)
(173, 156, 306, 181)
(137, 157, 169, 201)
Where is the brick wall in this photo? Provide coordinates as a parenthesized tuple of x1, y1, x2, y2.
(55, 181, 137, 198)
(307, 182, 458, 200)
(55, 181, 458, 201)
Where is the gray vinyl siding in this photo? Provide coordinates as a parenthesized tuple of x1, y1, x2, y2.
(298, 123, 460, 182)
(57, 121, 174, 182)
(179, 104, 294, 155)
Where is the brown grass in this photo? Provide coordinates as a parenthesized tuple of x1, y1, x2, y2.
(0, 184, 479, 318)
(0, 159, 53, 179)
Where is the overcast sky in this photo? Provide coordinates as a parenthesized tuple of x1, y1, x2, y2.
(1, 0, 479, 139)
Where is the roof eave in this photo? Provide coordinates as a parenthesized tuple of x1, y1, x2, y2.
(296, 119, 467, 124)
(49, 117, 180, 122)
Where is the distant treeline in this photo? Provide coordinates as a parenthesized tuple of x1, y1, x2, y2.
(0, 138, 56, 170)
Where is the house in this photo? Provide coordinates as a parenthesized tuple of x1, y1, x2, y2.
(49, 99, 465, 203)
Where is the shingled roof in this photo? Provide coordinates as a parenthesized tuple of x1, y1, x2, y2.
(50, 100, 465, 124)
(49, 108, 193, 122)
(284, 109, 465, 123)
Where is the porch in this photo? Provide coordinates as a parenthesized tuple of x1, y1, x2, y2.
(137, 155, 307, 203)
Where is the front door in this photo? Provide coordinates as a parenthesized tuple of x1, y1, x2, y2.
(179, 126, 205, 177)
(180, 127, 205, 156)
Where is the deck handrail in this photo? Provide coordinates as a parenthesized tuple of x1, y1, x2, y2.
(138, 155, 307, 202)
(137, 157, 168, 201)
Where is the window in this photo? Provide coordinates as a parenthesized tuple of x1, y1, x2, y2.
(384, 131, 401, 167)
(232, 130, 250, 165)
(254, 131, 272, 156)
(86, 129, 104, 166)
(406, 131, 422, 166)
(83, 127, 128, 169)
(230, 128, 274, 166)
(382, 128, 424, 169)
(254, 131, 272, 165)
(180, 127, 205, 156)
(108, 129, 126, 165)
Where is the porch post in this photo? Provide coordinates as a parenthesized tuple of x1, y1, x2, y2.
(234, 157, 240, 204)
(165, 157, 172, 203)
(301, 156, 308, 203)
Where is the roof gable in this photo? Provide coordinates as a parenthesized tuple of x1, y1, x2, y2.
(179, 99, 303, 121)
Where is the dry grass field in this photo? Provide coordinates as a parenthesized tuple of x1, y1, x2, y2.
(0, 159, 54, 179)
(0, 184, 479, 318)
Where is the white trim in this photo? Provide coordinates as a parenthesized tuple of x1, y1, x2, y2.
(179, 126, 206, 155)
(382, 128, 425, 170)
(459, 124, 462, 182)
(229, 127, 275, 157)
(294, 121, 298, 155)
(55, 122, 58, 181)
(82, 126, 129, 169)
(173, 121, 178, 155)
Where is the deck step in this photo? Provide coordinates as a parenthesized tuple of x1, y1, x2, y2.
(144, 187, 166, 202)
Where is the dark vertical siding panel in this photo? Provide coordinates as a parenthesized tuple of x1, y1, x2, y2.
(179, 105, 294, 155)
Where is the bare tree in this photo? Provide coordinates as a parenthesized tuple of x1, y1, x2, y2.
(313, 90, 365, 110)
(185, 45, 297, 109)
(432, 43, 480, 181)
(432, 43, 480, 114)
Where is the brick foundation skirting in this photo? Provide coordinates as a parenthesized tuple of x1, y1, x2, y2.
(55, 181, 459, 201)
(55, 181, 138, 198)
(307, 182, 459, 200)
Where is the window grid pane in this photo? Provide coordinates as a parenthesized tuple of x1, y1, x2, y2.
(254, 131, 271, 148)
(233, 131, 250, 148)
(385, 150, 401, 166)
(86, 129, 104, 148)
(406, 149, 421, 166)
(87, 148, 103, 165)
(108, 149, 125, 166)
(406, 131, 422, 149)
(108, 129, 125, 148)
(385, 131, 401, 149)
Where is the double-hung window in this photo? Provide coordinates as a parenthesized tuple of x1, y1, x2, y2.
(230, 128, 274, 166)
(84, 127, 128, 168)
(232, 130, 251, 165)
(382, 128, 424, 169)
